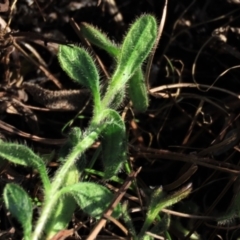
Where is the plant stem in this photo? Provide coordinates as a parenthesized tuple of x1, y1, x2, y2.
(92, 90, 102, 117)
(32, 127, 104, 240)
(102, 72, 129, 108)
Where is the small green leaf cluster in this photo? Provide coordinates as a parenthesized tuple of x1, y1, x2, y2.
(1, 14, 192, 240)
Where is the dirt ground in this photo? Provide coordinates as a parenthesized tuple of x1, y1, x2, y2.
(1, 0, 240, 239)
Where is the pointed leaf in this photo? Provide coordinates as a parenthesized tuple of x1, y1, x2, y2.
(45, 196, 77, 239)
(139, 184, 192, 238)
(0, 142, 41, 166)
(118, 14, 157, 78)
(103, 15, 157, 107)
(119, 15, 157, 74)
(101, 109, 127, 179)
(60, 182, 122, 219)
(4, 183, 33, 240)
(58, 45, 99, 90)
(128, 68, 149, 112)
(58, 45, 101, 112)
(0, 142, 50, 191)
(80, 22, 120, 57)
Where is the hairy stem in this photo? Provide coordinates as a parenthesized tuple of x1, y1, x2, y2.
(32, 127, 104, 240)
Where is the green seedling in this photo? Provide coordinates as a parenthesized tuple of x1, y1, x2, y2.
(138, 184, 192, 239)
(80, 20, 149, 112)
(0, 13, 192, 240)
(128, 184, 192, 240)
(121, 184, 192, 240)
(4, 184, 33, 240)
(1, 15, 157, 240)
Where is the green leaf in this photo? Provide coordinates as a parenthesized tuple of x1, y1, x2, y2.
(102, 15, 157, 107)
(80, 20, 150, 112)
(60, 182, 122, 219)
(80, 22, 120, 57)
(128, 68, 149, 112)
(58, 45, 101, 113)
(139, 184, 192, 238)
(58, 45, 99, 91)
(0, 142, 41, 166)
(117, 14, 157, 79)
(45, 196, 77, 239)
(0, 142, 50, 191)
(4, 183, 33, 240)
(101, 109, 127, 179)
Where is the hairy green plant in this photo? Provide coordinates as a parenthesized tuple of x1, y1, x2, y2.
(0, 14, 156, 239)
(80, 20, 149, 112)
(121, 184, 192, 240)
(0, 14, 191, 240)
